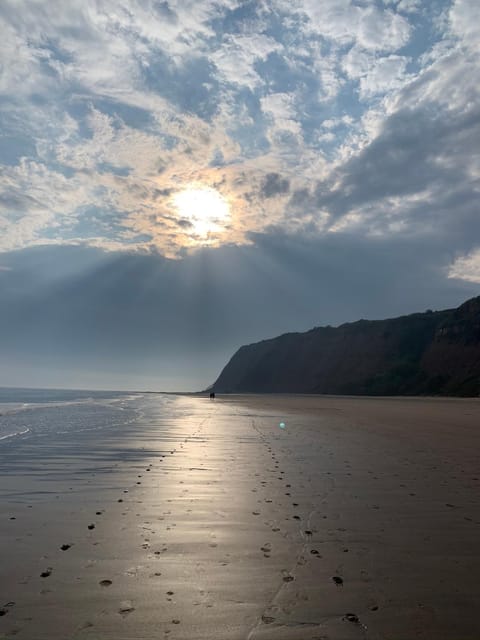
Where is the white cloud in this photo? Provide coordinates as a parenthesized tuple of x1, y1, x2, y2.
(359, 55, 410, 99)
(260, 92, 303, 140)
(449, 249, 480, 283)
(299, 0, 411, 52)
(357, 6, 411, 51)
(210, 33, 282, 89)
(261, 93, 297, 120)
(0, 159, 93, 251)
(343, 47, 410, 99)
(397, 0, 422, 13)
(449, 0, 480, 52)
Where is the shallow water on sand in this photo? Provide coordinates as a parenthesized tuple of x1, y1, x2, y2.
(0, 387, 145, 443)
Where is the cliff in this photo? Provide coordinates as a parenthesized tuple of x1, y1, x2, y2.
(211, 296, 480, 396)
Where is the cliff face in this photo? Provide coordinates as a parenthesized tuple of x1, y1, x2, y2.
(212, 296, 480, 396)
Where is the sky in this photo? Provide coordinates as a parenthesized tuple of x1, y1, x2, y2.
(0, 0, 479, 391)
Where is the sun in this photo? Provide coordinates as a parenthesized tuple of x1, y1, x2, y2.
(173, 186, 230, 239)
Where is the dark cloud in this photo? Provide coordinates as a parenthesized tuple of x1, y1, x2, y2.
(0, 190, 41, 212)
(261, 172, 290, 198)
(288, 187, 311, 208)
(175, 218, 192, 228)
(152, 187, 174, 199)
(0, 235, 476, 389)
(317, 102, 480, 232)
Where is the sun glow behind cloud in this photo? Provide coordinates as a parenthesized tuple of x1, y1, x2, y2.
(172, 187, 231, 242)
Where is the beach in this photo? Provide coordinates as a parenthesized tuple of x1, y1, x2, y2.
(1, 393, 479, 639)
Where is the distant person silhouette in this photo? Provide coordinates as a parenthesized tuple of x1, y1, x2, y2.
(209, 392, 215, 399)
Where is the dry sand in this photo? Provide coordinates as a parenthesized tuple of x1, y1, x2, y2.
(1, 393, 479, 639)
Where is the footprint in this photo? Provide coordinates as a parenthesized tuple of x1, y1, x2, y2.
(282, 575, 294, 582)
(344, 613, 359, 623)
(78, 621, 94, 631)
(40, 568, 52, 578)
(332, 576, 343, 586)
(88, 524, 95, 530)
(262, 615, 275, 624)
(60, 544, 72, 551)
(252, 511, 260, 516)
(119, 601, 135, 616)
(99, 579, 112, 587)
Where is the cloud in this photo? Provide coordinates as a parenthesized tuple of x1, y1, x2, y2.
(315, 98, 480, 244)
(298, 0, 411, 51)
(342, 49, 410, 99)
(210, 33, 283, 89)
(0, 235, 476, 388)
(449, 249, 480, 284)
(260, 173, 290, 199)
(0, 0, 477, 274)
(449, 0, 480, 52)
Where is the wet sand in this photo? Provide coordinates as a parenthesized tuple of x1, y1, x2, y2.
(1, 393, 479, 639)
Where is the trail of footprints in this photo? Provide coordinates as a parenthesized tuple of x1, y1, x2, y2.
(31, 419, 207, 630)
(248, 424, 479, 631)
(249, 423, 371, 630)
(2, 440, 188, 632)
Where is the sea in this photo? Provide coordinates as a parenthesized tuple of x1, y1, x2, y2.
(0, 387, 144, 446)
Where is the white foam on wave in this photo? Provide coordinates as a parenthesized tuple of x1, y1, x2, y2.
(0, 427, 30, 441)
